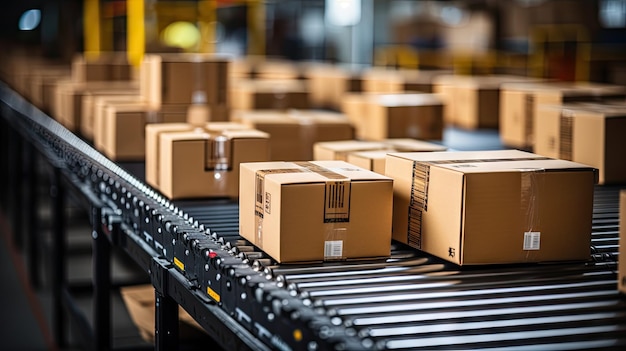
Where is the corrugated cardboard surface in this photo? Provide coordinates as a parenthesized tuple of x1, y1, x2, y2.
(386, 150, 597, 265)
(230, 79, 309, 111)
(151, 126, 269, 199)
(617, 190, 626, 294)
(239, 161, 393, 263)
(534, 104, 626, 184)
(313, 140, 389, 161)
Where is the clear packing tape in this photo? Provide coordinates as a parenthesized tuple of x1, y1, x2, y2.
(254, 162, 352, 261)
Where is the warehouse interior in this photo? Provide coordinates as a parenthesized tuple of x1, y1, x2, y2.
(1, 0, 626, 350)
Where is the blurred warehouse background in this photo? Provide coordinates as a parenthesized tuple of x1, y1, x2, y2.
(0, 0, 625, 84)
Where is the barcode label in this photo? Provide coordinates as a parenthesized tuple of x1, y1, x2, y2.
(324, 240, 343, 259)
(523, 231, 541, 250)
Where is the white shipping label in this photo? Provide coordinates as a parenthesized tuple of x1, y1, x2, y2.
(523, 231, 541, 250)
(324, 240, 343, 258)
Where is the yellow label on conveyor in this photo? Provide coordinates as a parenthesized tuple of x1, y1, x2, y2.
(207, 287, 221, 303)
(174, 257, 185, 271)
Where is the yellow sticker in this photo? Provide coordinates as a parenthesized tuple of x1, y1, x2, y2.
(293, 329, 302, 342)
(174, 257, 185, 271)
(207, 287, 221, 303)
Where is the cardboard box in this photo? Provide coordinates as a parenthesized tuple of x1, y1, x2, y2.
(314, 140, 389, 161)
(52, 80, 138, 132)
(141, 53, 230, 107)
(305, 64, 363, 110)
(94, 102, 187, 161)
(27, 66, 71, 110)
(500, 82, 626, 148)
(385, 150, 597, 265)
(534, 104, 626, 184)
(363, 93, 444, 141)
(83, 94, 142, 140)
(617, 190, 626, 294)
(362, 68, 451, 94)
(433, 75, 539, 129)
(233, 110, 354, 160)
(239, 161, 393, 263)
(71, 53, 134, 82)
(146, 123, 270, 199)
(120, 284, 207, 343)
(347, 139, 447, 174)
(229, 79, 309, 111)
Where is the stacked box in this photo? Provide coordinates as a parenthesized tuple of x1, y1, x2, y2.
(141, 53, 230, 121)
(230, 79, 309, 111)
(499, 82, 626, 148)
(534, 103, 626, 184)
(433, 75, 539, 129)
(233, 110, 354, 161)
(94, 102, 188, 161)
(346, 139, 447, 174)
(145, 123, 270, 199)
(385, 150, 597, 265)
(239, 161, 393, 263)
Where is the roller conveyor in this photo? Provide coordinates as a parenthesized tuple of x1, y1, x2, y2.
(2, 81, 625, 351)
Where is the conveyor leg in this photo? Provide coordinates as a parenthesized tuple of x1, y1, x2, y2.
(155, 290, 179, 351)
(92, 206, 111, 351)
(51, 166, 66, 347)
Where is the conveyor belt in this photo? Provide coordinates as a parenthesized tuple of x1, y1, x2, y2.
(2, 80, 625, 350)
(173, 185, 625, 351)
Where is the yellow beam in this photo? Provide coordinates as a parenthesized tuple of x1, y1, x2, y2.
(247, 0, 265, 55)
(127, 0, 145, 67)
(198, 0, 216, 53)
(83, 0, 101, 58)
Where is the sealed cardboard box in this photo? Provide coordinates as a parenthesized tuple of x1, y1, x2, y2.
(141, 53, 230, 107)
(314, 140, 389, 161)
(500, 82, 626, 148)
(95, 102, 187, 161)
(347, 139, 447, 174)
(239, 161, 393, 263)
(386, 150, 597, 265)
(27, 66, 71, 111)
(120, 284, 207, 343)
(83, 93, 141, 140)
(233, 110, 354, 160)
(146, 124, 269, 199)
(617, 190, 626, 294)
(362, 67, 451, 94)
(305, 64, 363, 110)
(363, 93, 444, 141)
(230, 79, 309, 111)
(71, 53, 134, 82)
(534, 104, 626, 184)
(433, 75, 539, 129)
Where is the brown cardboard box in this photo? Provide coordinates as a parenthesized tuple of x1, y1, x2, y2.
(239, 161, 393, 263)
(385, 150, 597, 265)
(52, 80, 138, 132)
(617, 190, 626, 294)
(254, 59, 301, 80)
(233, 110, 354, 160)
(534, 104, 626, 184)
(94, 102, 187, 161)
(364, 93, 444, 141)
(83, 94, 142, 140)
(313, 140, 389, 161)
(229, 79, 309, 111)
(346, 139, 447, 174)
(362, 68, 451, 94)
(71, 53, 134, 82)
(433, 75, 539, 129)
(141, 53, 230, 107)
(27, 66, 71, 110)
(146, 124, 269, 199)
(120, 284, 207, 343)
(499, 82, 626, 148)
(306, 64, 363, 110)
